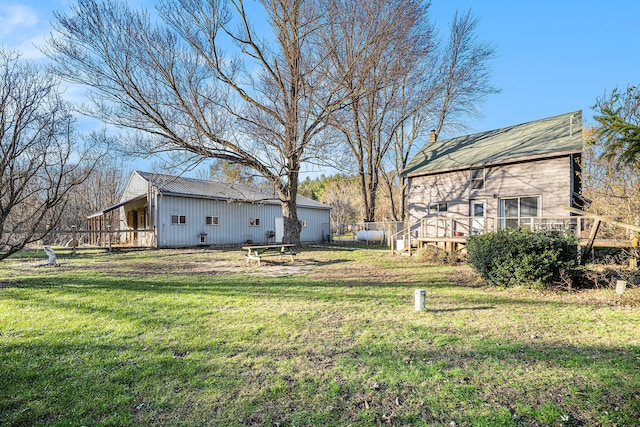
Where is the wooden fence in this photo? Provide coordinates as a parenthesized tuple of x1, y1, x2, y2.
(38, 227, 156, 252)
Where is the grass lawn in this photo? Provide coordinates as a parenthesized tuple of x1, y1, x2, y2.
(1, 247, 639, 426)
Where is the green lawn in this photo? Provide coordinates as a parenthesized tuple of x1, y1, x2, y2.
(1, 248, 639, 426)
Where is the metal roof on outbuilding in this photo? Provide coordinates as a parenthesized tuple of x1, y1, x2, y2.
(87, 194, 146, 219)
(135, 171, 331, 210)
(402, 111, 583, 177)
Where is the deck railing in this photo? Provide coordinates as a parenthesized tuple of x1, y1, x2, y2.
(390, 221, 423, 255)
(392, 213, 637, 258)
(416, 215, 589, 240)
(388, 216, 597, 255)
(420, 216, 497, 238)
(498, 216, 582, 233)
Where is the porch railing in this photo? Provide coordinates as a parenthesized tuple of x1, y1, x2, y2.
(389, 215, 595, 254)
(419, 216, 497, 238)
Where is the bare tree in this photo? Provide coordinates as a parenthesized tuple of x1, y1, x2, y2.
(203, 160, 256, 185)
(430, 11, 498, 137)
(60, 138, 128, 228)
(320, 0, 434, 222)
(323, 2, 497, 222)
(319, 177, 359, 228)
(383, 107, 429, 221)
(46, 0, 359, 244)
(0, 49, 99, 260)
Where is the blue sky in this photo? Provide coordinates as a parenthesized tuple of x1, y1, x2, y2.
(1, 0, 638, 160)
(428, 0, 639, 136)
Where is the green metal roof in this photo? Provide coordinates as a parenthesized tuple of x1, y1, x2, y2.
(403, 110, 583, 177)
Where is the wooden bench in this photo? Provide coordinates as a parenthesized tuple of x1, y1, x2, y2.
(242, 244, 297, 266)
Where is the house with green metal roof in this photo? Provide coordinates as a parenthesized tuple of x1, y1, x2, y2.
(402, 111, 583, 234)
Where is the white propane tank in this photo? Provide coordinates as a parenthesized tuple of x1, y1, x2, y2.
(356, 229, 384, 242)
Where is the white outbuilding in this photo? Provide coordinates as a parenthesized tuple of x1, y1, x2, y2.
(89, 171, 331, 247)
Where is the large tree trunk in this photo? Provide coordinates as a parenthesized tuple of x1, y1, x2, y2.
(364, 177, 378, 223)
(282, 199, 302, 244)
(281, 168, 302, 244)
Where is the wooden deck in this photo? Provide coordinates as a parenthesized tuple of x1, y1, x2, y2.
(393, 211, 639, 259)
(415, 236, 468, 252)
(414, 236, 637, 252)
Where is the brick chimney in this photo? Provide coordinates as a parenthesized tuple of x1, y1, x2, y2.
(429, 129, 437, 142)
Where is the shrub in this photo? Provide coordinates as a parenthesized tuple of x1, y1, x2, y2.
(467, 228, 578, 288)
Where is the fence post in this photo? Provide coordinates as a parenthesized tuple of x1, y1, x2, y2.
(72, 225, 77, 255)
(107, 224, 112, 254)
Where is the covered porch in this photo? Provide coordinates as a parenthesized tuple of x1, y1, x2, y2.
(86, 194, 156, 248)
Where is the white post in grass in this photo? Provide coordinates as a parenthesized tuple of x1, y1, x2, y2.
(43, 245, 57, 266)
(414, 289, 426, 311)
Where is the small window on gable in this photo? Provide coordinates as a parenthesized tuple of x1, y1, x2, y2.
(470, 168, 485, 190)
(299, 220, 307, 228)
(205, 216, 219, 226)
(171, 214, 186, 225)
(249, 217, 260, 227)
(428, 203, 448, 214)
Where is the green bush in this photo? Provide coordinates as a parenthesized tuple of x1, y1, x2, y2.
(467, 228, 578, 288)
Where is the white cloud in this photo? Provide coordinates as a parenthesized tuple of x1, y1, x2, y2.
(0, 4, 47, 59)
(0, 4, 39, 36)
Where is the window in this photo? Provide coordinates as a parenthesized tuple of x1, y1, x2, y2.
(499, 196, 540, 228)
(428, 202, 448, 214)
(205, 216, 219, 226)
(249, 217, 260, 227)
(299, 219, 307, 228)
(470, 168, 485, 190)
(171, 214, 186, 225)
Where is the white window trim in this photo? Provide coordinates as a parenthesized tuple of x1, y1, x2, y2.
(249, 217, 261, 227)
(171, 214, 187, 225)
(205, 216, 219, 226)
(470, 167, 485, 190)
(499, 195, 541, 228)
(428, 202, 448, 214)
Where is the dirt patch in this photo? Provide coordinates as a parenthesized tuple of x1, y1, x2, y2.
(50, 249, 314, 278)
(447, 268, 483, 287)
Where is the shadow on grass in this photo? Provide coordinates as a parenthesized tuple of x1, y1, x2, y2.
(4, 270, 587, 315)
(1, 314, 638, 426)
(3, 248, 638, 426)
(427, 306, 495, 312)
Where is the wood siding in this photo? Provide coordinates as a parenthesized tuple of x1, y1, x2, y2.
(408, 156, 575, 224)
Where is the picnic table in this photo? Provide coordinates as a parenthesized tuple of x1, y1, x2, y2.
(242, 244, 297, 265)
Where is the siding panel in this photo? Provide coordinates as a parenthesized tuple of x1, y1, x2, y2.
(408, 156, 574, 224)
(155, 196, 330, 247)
